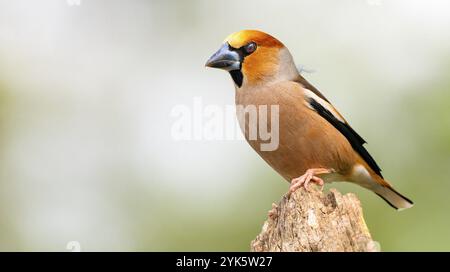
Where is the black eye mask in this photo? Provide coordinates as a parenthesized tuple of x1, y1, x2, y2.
(228, 42, 258, 87)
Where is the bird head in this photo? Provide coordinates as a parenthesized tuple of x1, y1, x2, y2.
(205, 30, 298, 88)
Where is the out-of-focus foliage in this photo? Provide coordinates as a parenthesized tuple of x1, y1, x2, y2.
(0, 0, 449, 251)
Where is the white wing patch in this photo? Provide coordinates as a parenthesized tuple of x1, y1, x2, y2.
(303, 88, 346, 123)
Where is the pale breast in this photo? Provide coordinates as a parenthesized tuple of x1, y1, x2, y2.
(235, 81, 356, 181)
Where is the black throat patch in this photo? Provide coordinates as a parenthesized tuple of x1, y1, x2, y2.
(229, 70, 243, 87)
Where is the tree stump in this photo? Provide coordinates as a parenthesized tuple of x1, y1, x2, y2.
(250, 187, 378, 252)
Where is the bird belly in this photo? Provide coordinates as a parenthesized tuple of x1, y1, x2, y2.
(236, 85, 355, 182)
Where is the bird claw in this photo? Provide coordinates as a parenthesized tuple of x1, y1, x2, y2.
(289, 168, 327, 195)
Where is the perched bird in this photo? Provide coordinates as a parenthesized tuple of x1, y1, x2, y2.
(205, 30, 413, 210)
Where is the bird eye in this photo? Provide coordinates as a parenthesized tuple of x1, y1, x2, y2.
(244, 42, 257, 54)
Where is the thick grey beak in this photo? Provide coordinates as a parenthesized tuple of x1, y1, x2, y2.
(205, 43, 241, 71)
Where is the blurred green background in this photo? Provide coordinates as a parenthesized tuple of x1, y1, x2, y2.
(0, 0, 449, 251)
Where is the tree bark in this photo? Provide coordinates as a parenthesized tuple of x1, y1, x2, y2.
(250, 187, 378, 252)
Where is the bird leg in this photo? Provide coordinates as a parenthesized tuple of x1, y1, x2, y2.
(289, 168, 334, 194)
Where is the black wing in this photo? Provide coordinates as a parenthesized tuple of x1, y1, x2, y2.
(308, 97, 383, 178)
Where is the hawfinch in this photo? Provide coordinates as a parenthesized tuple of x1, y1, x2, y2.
(205, 30, 413, 210)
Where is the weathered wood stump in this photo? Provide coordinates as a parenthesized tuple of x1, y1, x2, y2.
(251, 187, 378, 252)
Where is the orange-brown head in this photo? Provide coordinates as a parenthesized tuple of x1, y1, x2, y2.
(205, 30, 298, 87)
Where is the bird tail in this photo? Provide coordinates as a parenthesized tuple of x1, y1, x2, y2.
(372, 175, 414, 210)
